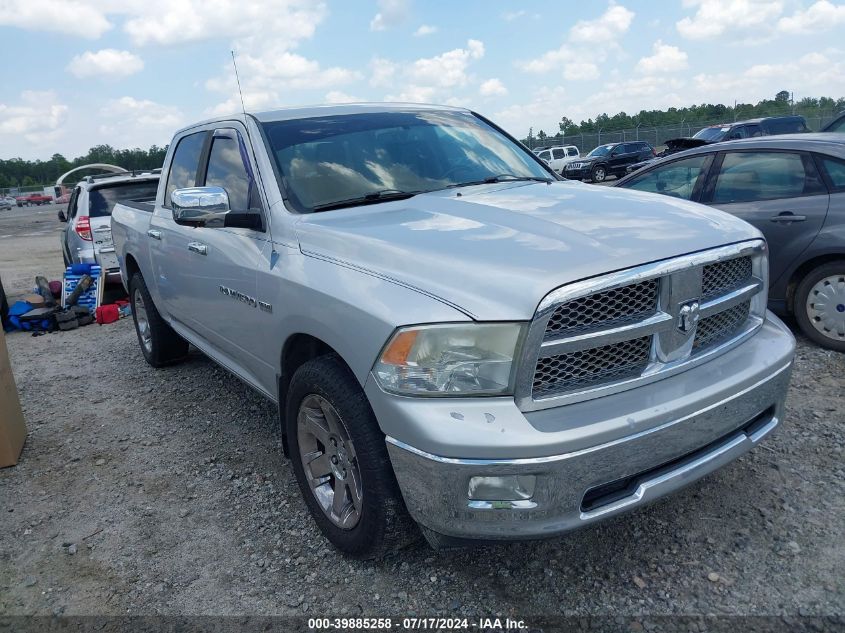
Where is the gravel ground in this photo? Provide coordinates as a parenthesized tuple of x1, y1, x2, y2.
(0, 318, 843, 618)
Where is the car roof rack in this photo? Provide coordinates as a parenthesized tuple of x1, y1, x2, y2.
(83, 168, 161, 184)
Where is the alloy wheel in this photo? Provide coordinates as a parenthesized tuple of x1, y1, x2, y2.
(297, 394, 363, 530)
(133, 288, 153, 353)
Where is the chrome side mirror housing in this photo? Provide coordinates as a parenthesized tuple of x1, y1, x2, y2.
(171, 186, 230, 227)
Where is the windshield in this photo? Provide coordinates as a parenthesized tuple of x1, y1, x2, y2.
(88, 180, 158, 218)
(692, 127, 729, 142)
(261, 110, 551, 212)
(587, 145, 613, 157)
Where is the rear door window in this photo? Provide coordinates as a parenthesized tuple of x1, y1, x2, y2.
(567, 147, 578, 156)
(712, 152, 824, 203)
(625, 155, 710, 200)
(818, 156, 845, 190)
(538, 150, 551, 161)
(67, 187, 81, 218)
(552, 149, 565, 160)
(88, 181, 159, 217)
(165, 131, 206, 207)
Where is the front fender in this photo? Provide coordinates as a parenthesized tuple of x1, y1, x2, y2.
(266, 249, 472, 389)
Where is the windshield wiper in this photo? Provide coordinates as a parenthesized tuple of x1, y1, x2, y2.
(447, 174, 552, 189)
(311, 189, 423, 212)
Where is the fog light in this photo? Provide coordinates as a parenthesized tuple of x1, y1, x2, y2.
(467, 475, 536, 501)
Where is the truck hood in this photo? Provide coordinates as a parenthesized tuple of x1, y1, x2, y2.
(294, 181, 761, 321)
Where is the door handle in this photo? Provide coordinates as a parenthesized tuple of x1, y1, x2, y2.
(187, 241, 208, 256)
(147, 229, 162, 240)
(770, 212, 807, 223)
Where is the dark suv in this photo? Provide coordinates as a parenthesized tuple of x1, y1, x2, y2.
(563, 141, 654, 182)
(693, 115, 809, 143)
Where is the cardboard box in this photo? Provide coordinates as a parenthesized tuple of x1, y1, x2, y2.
(0, 328, 27, 467)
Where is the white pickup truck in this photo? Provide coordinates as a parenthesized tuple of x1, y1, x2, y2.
(111, 104, 795, 559)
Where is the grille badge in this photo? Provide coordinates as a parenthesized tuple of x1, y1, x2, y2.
(677, 299, 701, 334)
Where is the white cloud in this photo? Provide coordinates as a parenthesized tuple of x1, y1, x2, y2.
(518, 5, 633, 80)
(409, 39, 484, 88)
(98, 97, 184, 148)
(206, 35, 360, 114)
(0, 0, 111, 39)
(382, 40, 486, 103)
(676, 0, 784, 40)
(370, 0, 409, 31)
(479, 78, 507, 97)
(635, 40, 688, 74)
(502, 9, 526, 21)
(67, 49, 144, 79)
(494, 86, 569, 137)
(324, 90, 362, 103)
(569, 4, 635, 42)
(777, 0, 845, 33)
(691, 51, 845, 100)
(563, 62, 600, 81)
(125, 0, 327, 47)
(519, 45, 577, 74)
(0, 91, 68, 144)
(414, 24, 437, 36)
(370, 57, 398, 87)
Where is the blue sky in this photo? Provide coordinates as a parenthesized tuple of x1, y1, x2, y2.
(0, 0, 843, 159)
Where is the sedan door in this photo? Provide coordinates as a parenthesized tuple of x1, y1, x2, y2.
(700, 150, 830, 285)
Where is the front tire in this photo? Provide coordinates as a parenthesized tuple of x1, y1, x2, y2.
(793, 261, 845, 352)
(285, 355, 416, 559)
(129, 272, 189, 366)
(591, 165, 607, 182)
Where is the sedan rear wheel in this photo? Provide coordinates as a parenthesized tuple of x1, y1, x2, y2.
(794, 261, 845, 352)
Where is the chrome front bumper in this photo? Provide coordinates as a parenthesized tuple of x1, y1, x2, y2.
(380, 316, 794, 541)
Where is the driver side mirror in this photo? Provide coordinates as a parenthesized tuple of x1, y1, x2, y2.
(57, 209, 67, 222)
(171, 186, 261, 230)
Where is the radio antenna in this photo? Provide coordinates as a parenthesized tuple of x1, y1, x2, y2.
(231, 50, 247, 115)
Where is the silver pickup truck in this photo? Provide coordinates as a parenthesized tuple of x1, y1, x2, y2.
(111, 103, 796, 559)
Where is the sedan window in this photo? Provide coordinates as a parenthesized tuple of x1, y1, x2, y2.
(624, 155, 709, 200)
(712, 152, 819, 204)
(819, 156, 845, 190)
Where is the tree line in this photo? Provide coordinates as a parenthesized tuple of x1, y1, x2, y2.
(0, 144, 168, 190)
(523, 92, 845, 146)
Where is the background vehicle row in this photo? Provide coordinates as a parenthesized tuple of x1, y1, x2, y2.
(616, 134, 845, 351)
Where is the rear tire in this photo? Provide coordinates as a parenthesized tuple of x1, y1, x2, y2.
(129, 272, 189, 367)
(285, 354, 417, 559)
(793, 261, 845, 352)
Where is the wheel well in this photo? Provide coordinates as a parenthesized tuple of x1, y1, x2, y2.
(278, 333, 345, 454)
(786, 253, 845, 312)
(124, 253, 140, 282)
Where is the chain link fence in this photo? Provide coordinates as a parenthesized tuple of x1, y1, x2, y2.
(525, 112, 841, 154)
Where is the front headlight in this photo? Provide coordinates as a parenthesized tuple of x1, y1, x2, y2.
(373, 323, 526, 396)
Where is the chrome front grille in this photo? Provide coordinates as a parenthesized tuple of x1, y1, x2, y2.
(702, 256, 752, 299)
(533, 337, 651, 398)
(516, 241, 768, 411)
(694, 301, 751, 350)
(544, 279, 658, 339)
